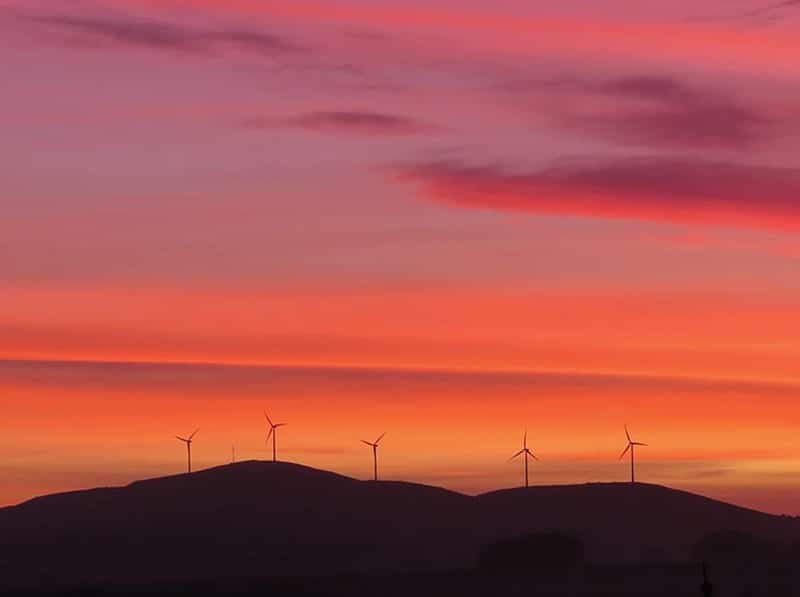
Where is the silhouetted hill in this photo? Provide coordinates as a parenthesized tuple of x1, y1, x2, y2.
(0, 462, 797, 590)
(0, 462, 475, 588)
(477, 482, 799, 562)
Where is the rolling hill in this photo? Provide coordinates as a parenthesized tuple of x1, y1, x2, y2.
(0, 461, 797, 589)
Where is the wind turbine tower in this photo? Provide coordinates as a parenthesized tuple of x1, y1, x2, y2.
(264, 412, 287, 462)
(509, 430, 538, 488)
(361, 432, 386, 481)
(175, 429, 199, 473)
(620, 425, 648, 483)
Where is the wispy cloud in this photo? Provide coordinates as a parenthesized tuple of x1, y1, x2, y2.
(686, 0, 800, 23)
(244, 110, 438, 135)
(3, 358, 799, 396)
(394, 156, 800, 231)
(737, 0, 800, 20)
(510, 74, 773, 150)
(24, 12, 304, 56)
(645, 231, 800, 259)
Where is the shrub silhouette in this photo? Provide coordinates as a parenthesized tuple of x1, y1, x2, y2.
(479, 532, 584, 571)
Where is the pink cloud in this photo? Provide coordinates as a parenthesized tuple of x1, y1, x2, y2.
(244, 111, 438, 135)
(14, 9, 305, 56)
(515, 75, 776, 150)
(395, 157, 800, 231)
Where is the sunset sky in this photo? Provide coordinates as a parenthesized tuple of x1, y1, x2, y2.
(3, 0, 800, 514)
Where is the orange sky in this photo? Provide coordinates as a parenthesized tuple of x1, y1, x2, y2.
(3, 283, 800, 513)
(4, 285, 800, 380)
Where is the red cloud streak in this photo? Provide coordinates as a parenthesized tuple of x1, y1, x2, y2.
(396, 158, 800, 230)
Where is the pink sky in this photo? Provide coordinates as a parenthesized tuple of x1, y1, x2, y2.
(2, 0, 800, 514)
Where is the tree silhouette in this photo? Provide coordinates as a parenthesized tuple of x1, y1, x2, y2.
(700, 561, 714, 597)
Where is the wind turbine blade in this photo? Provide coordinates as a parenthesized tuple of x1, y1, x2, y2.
(508, 449, 525, 461)
(361, 440, 374, 446)
(189, 429, 199, 440)
(275, 423, 287, 428)
(625, 425, 632, 442)
(619, 444, 631, 459)
(266, 427, 273, 441)
(264, 411, 273, 426)
(176, 436, 187, 442)
(633, 442, 648, 446)
(528, 450, 539, 461)
(375, 432, 386, 445)
(523, 429, 527, 448)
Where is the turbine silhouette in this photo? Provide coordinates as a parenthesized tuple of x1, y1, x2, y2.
(175, 429, 198, 473)
(509, 430, 538, 488)
(619, 425, 648, 483)
(361, 432, 385, 481)
(264, 412, 286, 462)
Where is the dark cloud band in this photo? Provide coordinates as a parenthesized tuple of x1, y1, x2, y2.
(25, 12, 304, 56)
(395, 157, 800, 230)
(244, 110, 437, 135)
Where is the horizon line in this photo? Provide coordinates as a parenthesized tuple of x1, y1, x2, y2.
(6, 459, 790, 519)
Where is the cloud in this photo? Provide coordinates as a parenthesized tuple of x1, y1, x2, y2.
(4, 358, 799, 397)
(245, 111, 437, 135)
(515, 75, 773, 150)
(688, 0, 800, 23)
(25, 12, 304, 56)
(645, 231, 800, 259)
(394, 157, 800, 231)
(740, 0, 800, 19)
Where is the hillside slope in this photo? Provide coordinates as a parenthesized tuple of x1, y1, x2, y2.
(477, 482, 799, 561)
(0, 462, 796, 588)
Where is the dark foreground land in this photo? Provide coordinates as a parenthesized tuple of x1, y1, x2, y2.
(13, 565, 800, 597)
(3, 461, 800, 596)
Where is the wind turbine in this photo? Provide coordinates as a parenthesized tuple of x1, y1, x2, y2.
(361, 432, 385, 481)
(509, 430, 538, 488)
(264, 412, 286, 462)
(175, 429, 199, 473)
(619, 425, 648, 483)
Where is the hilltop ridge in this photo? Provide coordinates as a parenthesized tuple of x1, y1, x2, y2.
(0, 461, 797, 589)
